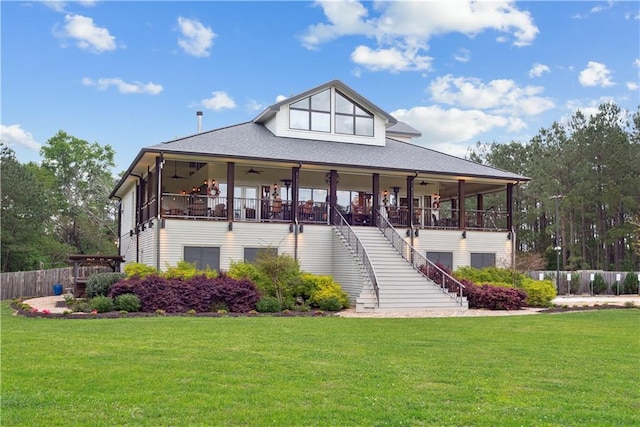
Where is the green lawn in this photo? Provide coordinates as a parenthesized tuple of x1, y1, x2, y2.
(2, 303, 638, 426)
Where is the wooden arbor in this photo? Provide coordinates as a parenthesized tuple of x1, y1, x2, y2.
(67, 254, 124, 297)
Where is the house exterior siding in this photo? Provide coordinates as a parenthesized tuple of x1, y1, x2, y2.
(331, 229, 367, 302)
(411, 229, 512, 270)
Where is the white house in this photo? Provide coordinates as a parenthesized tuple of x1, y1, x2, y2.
(110, 80, 528, 312)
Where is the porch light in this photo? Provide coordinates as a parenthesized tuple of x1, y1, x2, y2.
(507, 231, 512, 240)
(461, 230, 466, 239)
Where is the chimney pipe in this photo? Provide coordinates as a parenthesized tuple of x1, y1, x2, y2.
(196, 111, 203, 133)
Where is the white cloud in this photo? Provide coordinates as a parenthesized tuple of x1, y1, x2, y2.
(634, 58, 640, 68)
(391, 106, 512, 146)
(624, 11, 640, 20)
(579, 61, 614, 87)
(591, 1, 614, 14)
(529, 63, 550, 78)
(429, 75, 555, 116)
(82, 77, 163, 94)
(56, 14, 116, 53)
(201, 91, 236, 111)
(350, 45, 432, 73)
(246, 99, 264, 112)
(626, 82, 639, 91)
(300, 0, 375, 49)
(0, 124, 41, 151)
(46, 1, 98, 12)
(453, 48, 470, 63)
(275, 95, 288, 103)
(301, 1, 538, 73)
(177, 17, 216, 57)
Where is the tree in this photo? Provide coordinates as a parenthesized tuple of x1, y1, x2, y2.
(40, 131, 118, 255)
(0, 145, 73, 271)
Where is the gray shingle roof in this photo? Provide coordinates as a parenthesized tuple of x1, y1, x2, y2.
(147, 122, 527, 181)
(387, 121, 422, 136)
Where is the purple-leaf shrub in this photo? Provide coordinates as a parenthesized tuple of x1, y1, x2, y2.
(109, 273, 260, 313)
(209, 273, 261, 313)
(419, 262, 527, 310)
(465, 284, 527, 310)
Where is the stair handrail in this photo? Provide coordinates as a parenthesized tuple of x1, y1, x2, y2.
(374, 210, 466, 305)
(333, 207, 380, 307)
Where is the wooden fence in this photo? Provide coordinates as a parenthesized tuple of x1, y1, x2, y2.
(528, 270, 640, 295)
(1, 266, 110, 300)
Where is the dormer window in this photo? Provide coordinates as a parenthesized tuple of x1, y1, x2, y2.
(289, 89, 330, 132)
(335, 91, 374, 137)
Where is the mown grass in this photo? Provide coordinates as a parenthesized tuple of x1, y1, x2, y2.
(2, 302, 639, 426)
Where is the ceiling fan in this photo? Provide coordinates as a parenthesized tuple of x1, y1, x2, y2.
(418, 180, 429, 186)
(245, 167, 263, 175)
(171, 161, 186, 179)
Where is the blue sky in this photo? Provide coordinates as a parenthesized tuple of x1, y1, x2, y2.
(2, 0, 639, 172)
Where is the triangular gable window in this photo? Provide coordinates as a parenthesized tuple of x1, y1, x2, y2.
(289, 89, 330, 132)
(335, 91, 373, 137)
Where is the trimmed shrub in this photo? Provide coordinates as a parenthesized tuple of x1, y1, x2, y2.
(419, 263, 527, 310)
(465, 285, 528, 310)
(307, 275, 349, 309)
(114, 293, 141, 312)
(520, 278, 556, 307)
(124, 262, 158, 279)
(623, 273, 638, 294)
(256, 296, 281, 313)
(317, 296, 342, 311)
(109, 273, 260, 313)
(86, 272, 126, 298)
(227, 261, 271, 294)
(164, 260, 217, 280)
(208, 273, 261, 313)
(90, 296, 114, 313)
(253, 252, 301, 302)
(591, 273, 608, 295)
(455, 266, 523, 287)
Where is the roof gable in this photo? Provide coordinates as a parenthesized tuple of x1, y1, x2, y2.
(253, 79, 397, 126)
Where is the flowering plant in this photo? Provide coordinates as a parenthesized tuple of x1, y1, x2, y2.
(42, 309, 50, 315)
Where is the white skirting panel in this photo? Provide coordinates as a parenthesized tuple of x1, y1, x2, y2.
(411, 229, 513, 270)
(159, 220, 295, 271)
(331, 229, 367, 302)
(295, 224, 335, 274)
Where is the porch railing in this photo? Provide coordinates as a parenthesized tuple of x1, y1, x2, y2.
(379, 206, 508, 230)
(375, 210, 466, 305)
(334, 207, 379, 307)
(160, 193, 330, 224)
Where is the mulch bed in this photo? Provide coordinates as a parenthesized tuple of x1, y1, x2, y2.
(10, 300, 334, 319)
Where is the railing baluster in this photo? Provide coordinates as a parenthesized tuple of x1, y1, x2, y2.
(373, 209, 466, 307)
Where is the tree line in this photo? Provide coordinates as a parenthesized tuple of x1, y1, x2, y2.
(469, 103, 640, 271)
(2, 103, 638, 273)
